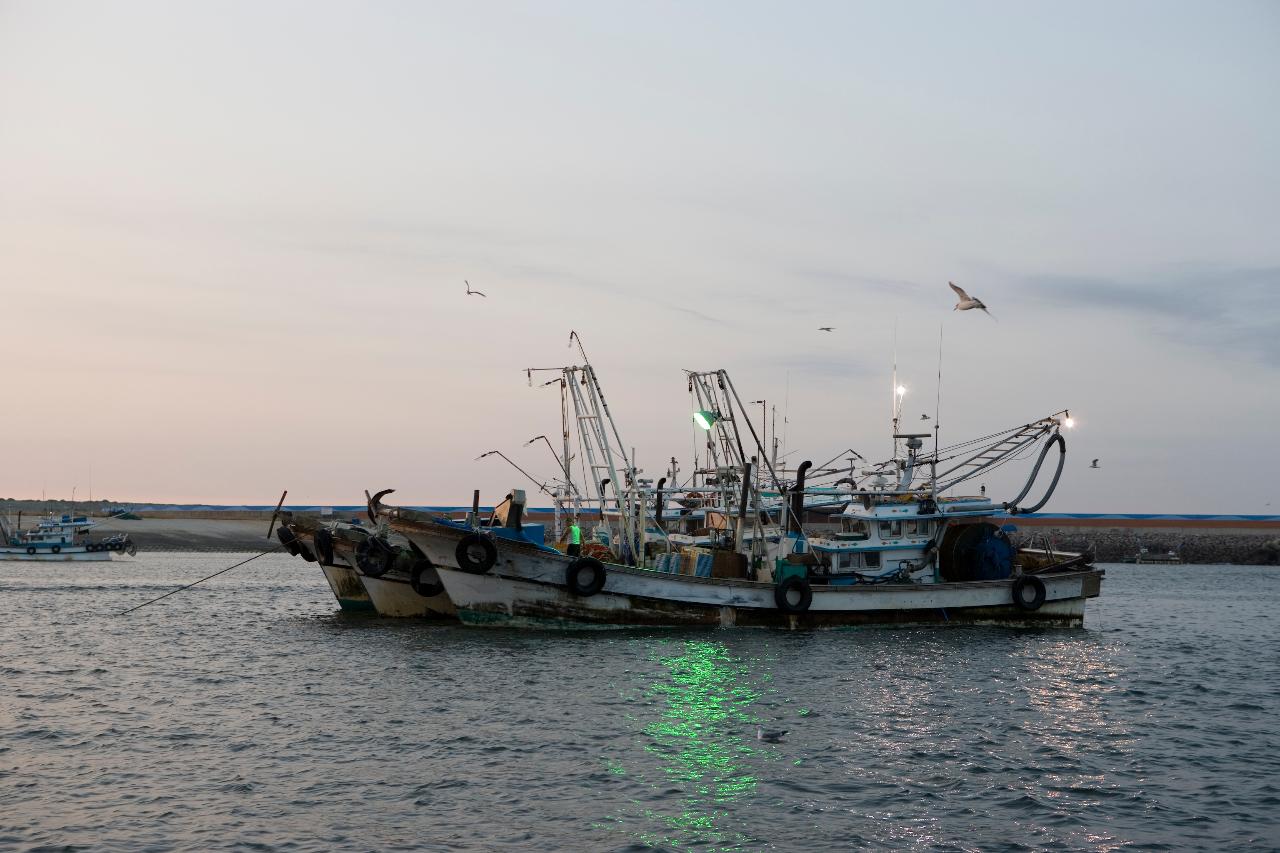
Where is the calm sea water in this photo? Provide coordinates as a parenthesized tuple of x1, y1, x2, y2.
(2, 554, 1278, 852)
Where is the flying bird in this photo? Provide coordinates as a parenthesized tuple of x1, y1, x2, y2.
(465, 280, 486, 297)
(818, 327, 834, 332)
(757, 725, 787, 743)
(920, 414, 931, 420)
(1090, 459, 1100, 469)
(949, 282, 995, 320)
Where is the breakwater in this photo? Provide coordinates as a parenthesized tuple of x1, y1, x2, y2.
(1004, 517, 1280, 565)
(6, 501, 1279, 563)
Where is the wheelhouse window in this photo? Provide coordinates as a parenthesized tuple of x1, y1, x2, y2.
(904, 520, 931, 537)
(864, 551, 881, 568)
(839, 518, 869, 539)
(878, 520, 902, 539)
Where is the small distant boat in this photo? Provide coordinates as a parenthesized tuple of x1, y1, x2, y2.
(0, 513, 136, 561)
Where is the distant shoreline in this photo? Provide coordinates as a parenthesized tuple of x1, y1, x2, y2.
(3, 501, 1273, 564)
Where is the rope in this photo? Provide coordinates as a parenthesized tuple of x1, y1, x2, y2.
(118, 544, 285, 615)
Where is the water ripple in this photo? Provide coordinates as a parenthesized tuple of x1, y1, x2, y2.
(1, 556, 1278, 850)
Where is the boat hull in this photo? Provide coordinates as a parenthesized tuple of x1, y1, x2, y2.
(393, 519, 1100, 629)
(318, 563, 376, 612)
(356, 572, 457, 619)
(330, 538, 455, 619)
(0, 547, 115, 562)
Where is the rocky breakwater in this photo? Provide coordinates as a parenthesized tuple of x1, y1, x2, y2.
(1007, 516, 1280, 565)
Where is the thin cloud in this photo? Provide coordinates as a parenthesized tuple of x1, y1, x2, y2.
(1018, 265, 1280, 366)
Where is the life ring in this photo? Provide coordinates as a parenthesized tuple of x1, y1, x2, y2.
(774, 576, 813, 613)
(455, 534, 497, 574)
(410, 559, 445, 598)
(276, 526, 301, 557)
(1011, 575, 1046, 611)
(25, 546, 35, 555)
(355, 537, 393, 578)
(312, 528, 335, 565)
(565, 557, 606, 596)
(51, 545, 61, 554)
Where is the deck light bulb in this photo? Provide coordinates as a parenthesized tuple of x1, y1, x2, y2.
(692, 410, 719, 430)
(895, 385, 906, 397)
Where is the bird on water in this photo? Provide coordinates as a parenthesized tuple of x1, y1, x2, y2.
(465, 280, 486, 297)
(949, 282, 995, 320)
(757, 725, 787, 743)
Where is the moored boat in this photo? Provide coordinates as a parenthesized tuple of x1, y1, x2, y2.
(329, 496, 455, 618)
(378, 360, 1101, 629)
(275, 512, 377, 613)
(0, 513, 136, 562)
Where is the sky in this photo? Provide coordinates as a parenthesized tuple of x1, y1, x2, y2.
(1, 0, 1277, 511)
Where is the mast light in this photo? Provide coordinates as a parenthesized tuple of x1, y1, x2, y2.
(692, 410, 719, 430)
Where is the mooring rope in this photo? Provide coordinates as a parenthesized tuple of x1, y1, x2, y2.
(118, 544, 285, 615)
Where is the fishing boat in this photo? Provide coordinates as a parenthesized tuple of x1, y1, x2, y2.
(0, 513, 136, 561)
(378, 356, 1101, 629)
(328, 508, 455, 619)
(274, 511, 377, 612)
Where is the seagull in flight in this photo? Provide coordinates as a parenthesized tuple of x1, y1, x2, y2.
(1090, 459, 1100, 469)
(818, 326, 834, 332)
(757, 725, 787, 743)
(949, 282, 995, 320)
(465, 280, 486, 298)
(920, 414, 931, 420)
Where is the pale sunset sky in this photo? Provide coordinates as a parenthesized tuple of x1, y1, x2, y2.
(1, 1, 1276, 511)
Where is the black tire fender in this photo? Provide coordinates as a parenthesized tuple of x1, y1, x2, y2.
(312, 527, 335, 565)
(1012, 575, 1047, 611)
(455, 534, 498, 574)
(276, 526, 301, 557)
(86, 543, 99, 553)
(355, 537, 392, 578)
(51, 545, 61, 554)
(25, 546, 35, 555)
(565, 557, 606, 596)
(410, 559, 445, 598)
(774, 576, 813, 613)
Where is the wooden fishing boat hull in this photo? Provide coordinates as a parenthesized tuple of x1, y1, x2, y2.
(318, 563, 376, 612)
(330, 537, 455, 619)
(392, 518, 1100, 629)
(288, 528, 377, 613)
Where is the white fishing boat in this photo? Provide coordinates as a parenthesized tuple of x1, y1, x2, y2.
(274, 511, 377, 613)
(328, 494, 454, 619)
(379, 355, 1101, 629)
(0, 513, 136, 562)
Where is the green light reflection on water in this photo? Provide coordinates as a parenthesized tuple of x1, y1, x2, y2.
(608, 638, 773, 850)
